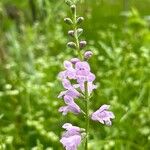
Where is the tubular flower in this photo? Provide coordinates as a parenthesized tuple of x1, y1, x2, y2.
(59, 95, 81, 115)
(75, 61, 95, 83)
(58, 60, 95, 83)
(58, 79, 80, 99)
(60, 123, 84, 150)
(91, 105, 115, 126)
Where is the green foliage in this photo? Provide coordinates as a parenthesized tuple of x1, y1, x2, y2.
(0, 0, 150, 149)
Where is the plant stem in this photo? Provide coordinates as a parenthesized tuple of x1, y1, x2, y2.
(71, 4, 89, 149)
(72, 5, 82, 60)
(85, 82, 89, 150)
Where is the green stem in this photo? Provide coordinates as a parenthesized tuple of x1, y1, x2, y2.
(72, 6, 82, 60)
(85, 82, 89, 150)
(71, 4, 89, 150)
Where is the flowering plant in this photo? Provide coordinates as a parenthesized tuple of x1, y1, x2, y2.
(58, 1, 115, 149)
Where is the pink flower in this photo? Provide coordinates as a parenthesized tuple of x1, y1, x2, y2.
(58, 60, 96, 116)
(58, 60, 96, 99)
(58, 60, 96, 84)
(91, 105, 115, 126)
(75, 61, 95, 83)
(59, 95, 81, 115)
(58, 61, 76, 80)
(58, 89, 80, 99)
(60, 123, 83, 150)
(58, 79, 80, 99)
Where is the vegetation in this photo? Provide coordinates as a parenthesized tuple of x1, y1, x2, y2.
(0, 0, 150, 149)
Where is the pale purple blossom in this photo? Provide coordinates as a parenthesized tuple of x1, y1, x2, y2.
(58, 60, 95, 83)
(58, 60, 96, 99)
(75, 61, 90, 72)
(91, 105, 115, 126)
(58, 89, 80, 99)
(75, 61, 95, 83)
(62, 123, 80, 133)
(60, 123, 83, 150)
(58, 79, 80, 99)
(62, 79, 73, 89)
(59, 95, 81, 115)
(58, 60, 76, 80)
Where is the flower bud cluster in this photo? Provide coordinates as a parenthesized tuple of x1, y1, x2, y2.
(64, 3, 91, 61)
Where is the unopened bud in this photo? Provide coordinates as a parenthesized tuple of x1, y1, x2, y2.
(79, 41, 87, 49)
(80, 128, 86, 132)
(65, 0, 72, 6)
(77, 28, 83, 37)
(70, 5, 76, 13)
(64, 18, 73, 25)
(67, 42, 76, 49)
(70, 58, 80, 64)
(77, 17, 84, 24)
(68, 30, 74, 37)
(84, 51, 93, 59)
(81, 133, 86, 139)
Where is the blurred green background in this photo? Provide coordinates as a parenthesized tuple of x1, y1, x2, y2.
(0, 0, 150, 149)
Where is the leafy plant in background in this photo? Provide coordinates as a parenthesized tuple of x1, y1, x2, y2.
(58, 1, 115, 150)
(0, 0, 150, 149)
